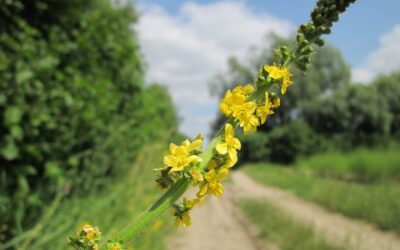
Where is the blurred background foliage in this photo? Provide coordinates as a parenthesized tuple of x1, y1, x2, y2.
(0, 0, 180, 245)
(211, 35, 400, 164)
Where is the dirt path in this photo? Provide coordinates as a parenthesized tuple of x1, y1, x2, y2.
(167, 184, 272, 250)
(232, 171, 400, 250)
(168, 171, 400, 250)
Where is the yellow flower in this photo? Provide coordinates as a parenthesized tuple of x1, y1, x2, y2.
(190, 168, 203, 183)
(81, 224, 100, 242)
(264, 65, 282, 79)
(232, 84, 254, 95)
(163, 136, 203, 172)
(280, 68, 293, 94)
(107, 242, 123, 250)
(221, 158, 237, 169)
(207, 160, 217, 170)
(175, 211, 191, 227)
(93, 244, 99, 250)
(272, 97, 281, 108)
(256, 92, 274, 124)
(237, 102, 259, 135)
(219, 89, 246, 117)
(186, 198, 201, 209)
(216, 123, 241, 163)
(264, 64, 293, 94)
(198, 168, 229, 197)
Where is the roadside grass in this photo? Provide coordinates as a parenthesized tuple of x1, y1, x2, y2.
(20, 141, 174, 250)
(239, 199, 346, 250)
(244, 164, 400, 234)
(297, 148, 400, 183)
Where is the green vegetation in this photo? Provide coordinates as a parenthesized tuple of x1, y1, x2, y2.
(298, 148, 400, 182)
(2, 140, 175, 249)
(0, 0, 179, 243)
(244, 157, 400, 233)
(239, 199, 345, 250)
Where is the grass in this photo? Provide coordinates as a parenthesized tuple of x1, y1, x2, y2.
(297, 148, 400, 183)
(14, 141, 174, 250)
(244, 163, 400, 234)
(239, 199, 346, 250)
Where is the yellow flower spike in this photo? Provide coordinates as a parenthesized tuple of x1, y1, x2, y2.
(256, 92, 274, 124)
(216, 123, 241, 162)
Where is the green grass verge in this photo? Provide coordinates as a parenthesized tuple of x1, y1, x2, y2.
(239, 199, 346, 250)
(297, 148, 400, 183)
(16, 141, 174, 250)
(244, 164, 400, 234)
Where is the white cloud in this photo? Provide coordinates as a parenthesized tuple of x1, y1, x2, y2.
(352, 24, 400, 83)
(136, 1, 293, 137)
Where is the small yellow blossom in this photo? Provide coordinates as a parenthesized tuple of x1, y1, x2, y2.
(216, 123, 241, 163)
(207, 160, 217, 170)
(219, 89, 246, 117)
(81, 224, 100, 242)
(163, 136, 203, 172)
(264, 65, 282, 79)
(190, 168, 203, 183)
(256, 92, 274, 124)
(107, 242, 123, 250)
(198, 168, 229, 197)
(237, 102, 259, 135)
(221, 158, 237, 169)
(232, 84, 254, 95)
(93, 244, 99, 250)
(272, 97, 281, 108)
(175, 211, 191, 227)
(280, 68, 293, 94)
(264, 64, 293, 94)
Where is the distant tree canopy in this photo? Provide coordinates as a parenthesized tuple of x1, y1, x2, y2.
(0, 0, 178, 240)
(210, 35, 399, 164)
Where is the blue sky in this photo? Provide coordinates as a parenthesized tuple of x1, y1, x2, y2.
(134, 0, 400, 138)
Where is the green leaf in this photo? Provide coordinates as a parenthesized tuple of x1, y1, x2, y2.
(4, 106, 23, 126)
(10, 125, 23, 140)
(2, 139, 19, 160)
(16, 69, 34, 84)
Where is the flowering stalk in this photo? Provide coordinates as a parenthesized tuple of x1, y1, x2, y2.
(69, 0, 358, 249)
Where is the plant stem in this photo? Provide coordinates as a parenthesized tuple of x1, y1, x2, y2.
(112, 134, 221, 244)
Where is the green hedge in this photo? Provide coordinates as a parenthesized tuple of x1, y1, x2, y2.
(0, 0, 178, 242)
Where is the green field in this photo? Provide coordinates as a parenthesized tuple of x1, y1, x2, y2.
(243, 149, 400, 234)
(4, 142, 174, 250)
(239, 199, 346, 250)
